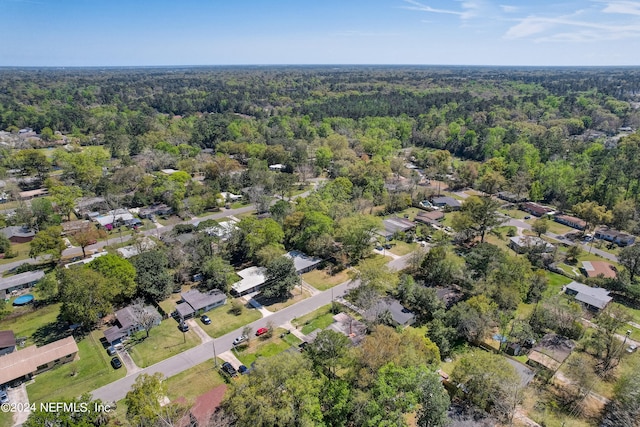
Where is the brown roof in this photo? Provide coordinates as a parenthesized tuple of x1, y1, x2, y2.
(528, 350, 561, 371)
(555, 214, 587, 229)
(582, 261, 617, 279)
(0, 336, 78, 385)
(0, 330, 16, 348)
(417, 211, 444, 221)
(178, 384, 227, 427)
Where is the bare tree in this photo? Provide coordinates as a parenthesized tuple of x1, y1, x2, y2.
(247, 186, 270, 214)
(132, 299, 161, 338)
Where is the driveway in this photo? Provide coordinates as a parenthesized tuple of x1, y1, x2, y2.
(7, 383, 31, 426)
(187, 318, 212, 343)
(118, 349, 141, 375)
(91, 277, 361, 403)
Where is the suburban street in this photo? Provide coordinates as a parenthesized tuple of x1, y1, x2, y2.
(91, 250, 412, 403)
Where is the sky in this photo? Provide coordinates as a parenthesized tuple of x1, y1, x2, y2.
(1, 0, 640, 66)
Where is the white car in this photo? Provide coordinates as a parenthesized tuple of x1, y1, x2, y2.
(627, 344, 637, 353)
(232, 335, 248, 346)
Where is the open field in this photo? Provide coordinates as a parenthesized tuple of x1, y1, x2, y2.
(234, 328, 301, 367)
(0, 302, 62, 347)
(165, 360, 226, 403)
(302, 267, 350, 291)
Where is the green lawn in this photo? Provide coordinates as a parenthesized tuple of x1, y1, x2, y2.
(302, 267, 350, 291)
(0, 241, 32, 265)
(388, 240, 417, 256)
(0, 302, 62, 347)
(257, 287, 312, 312)
(0, 410, 12, 427)
(26, 330, 126, 403)
(234, 329, 299, 367)
(499, 208, 528, 220)
(544, 221, 574, 236)
(127, 320, 201, 368)
(292, 305, 333, 329)
(544, 271, 573, 297)
(200, 301, 262, 338)
(164, 360, 227, 403)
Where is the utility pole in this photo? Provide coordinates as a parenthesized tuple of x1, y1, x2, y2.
(213, 339, 218, 367)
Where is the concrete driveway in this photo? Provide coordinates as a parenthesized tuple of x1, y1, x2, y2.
(7, 383, 31, 426)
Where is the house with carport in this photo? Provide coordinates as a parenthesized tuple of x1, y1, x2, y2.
(175, 289, 227, 320)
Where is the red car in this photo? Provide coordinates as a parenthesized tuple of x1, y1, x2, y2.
(255, 327, 269, 336)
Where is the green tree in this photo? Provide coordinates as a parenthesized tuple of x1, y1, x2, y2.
(58, 268, 115, 328)
(72, 223, 103, 258)
(336, 215, 381, 263)
(88, 254, 137, 302)
(601, 359, 640, 427)
(306, 329, 351, 377)
(573, 200, 613, 236)
(619, 244, 640, 283)
(222, 351, 323, 427)
(201, 256, 234, 292)
(125, 372, 187, 427)
(14, 149, 51, 181)
(532, 218, 549, 237)
(452, 195, 504, 243)
(132, 250, 173, 301)
(29, 225, 65, 260)
(451, 350, 520, 414)
(262, 256, 300, 299)
(47, 182, 82, 221)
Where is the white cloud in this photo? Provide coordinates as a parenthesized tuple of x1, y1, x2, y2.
(402, 0, 463, 16)
(600, 0, 640, 16)
(500, 5, 518, 13)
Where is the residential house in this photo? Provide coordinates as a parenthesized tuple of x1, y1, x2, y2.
(527, 334, 576, 372)
(0, 331, 16, 356)
(0, 270, 44, 300)
(431, 196, 462, 210)
(553, 214, 587, 231)
(594, 227, 635, 246)
(219, 192, 243, 202)
(103, 305, 162, 345)
(18, 188, 48, 200)
(93, 209, 134, 230)
(509, 236, 555, 254)
(497, 192, 527, 203)
(364, 298, 416, 327)
(61, 220, 91, 235)
(565, 281, 612, 311)
(268, 164, 285, 171)
(74, 197, 106, 218)
(64, 251, 108, 269)
(202, 219, 239, 241)
(0, 226, 35, 244)
(0, 336, 78, 387)
(581, 261, 617, 279)
(138, 204, 174, 219)
(231, 266, 267, 296)
(160, 169, 179, 175)
(520, 202, 555, 217)
(414, 211, 444, 225)
(285, 250, 323, 274)
(116, 237, 156, 259)
(175, 289, 227, 320)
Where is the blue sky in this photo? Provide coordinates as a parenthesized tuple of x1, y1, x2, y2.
(1, 0, 640, 66)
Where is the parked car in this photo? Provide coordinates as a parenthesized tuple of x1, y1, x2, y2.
(627, 344, 637, 353)
(524, 216, 531, 220)
(255, 327, 268, 336)
(238, 365, 249, 375)
(178, 322, 189, 332)
(232, 335, 248, 345)
(110, 357, 122, 369)
(201, 315, 211, 325)
(221, 362, 237, 377)
(0, 389, 8, 404)
(298, 341, 309, 352)
(106, 346, 117, 356)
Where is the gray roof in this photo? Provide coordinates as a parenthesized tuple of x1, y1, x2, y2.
(181, 289, 226, 312)
(566, 281, 612, 309)
(432, 196, 462, 207)
(0, 270, 45, 291)
(366, 298, 415, 326)
(175, 302, 195, 319)
(382, 217, 416, 234)
(509, 236, 554, 251)
(285, 251, 323, 273)
(0, 226, 35, 239)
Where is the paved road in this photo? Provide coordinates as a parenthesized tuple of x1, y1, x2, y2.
(91, 278, 360, 403)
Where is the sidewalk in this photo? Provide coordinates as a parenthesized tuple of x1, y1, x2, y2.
(280, 320, 307, 341)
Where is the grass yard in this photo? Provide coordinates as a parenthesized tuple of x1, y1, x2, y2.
(26, 330, 126, 404)
(544, 221, 574, 236)
(0, 241, 33, 265)
(544, 271, 573, 297)
(158, 286, 190, 316)
(302, 267, 350, 291)
(388, 240, 417, 256)
(0, 411, 12, 427)
(127, 319, 201, 368)
(234, 328, 299, 367)
(359, 253, 394, 269)
(164, 360, 226, 403)
(292, 305, 332, 329)
(0, 302, 62, 347)
(200, 301, 262, 338)
(257, 287, 312, 312)
(499, 208, 528, 220)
